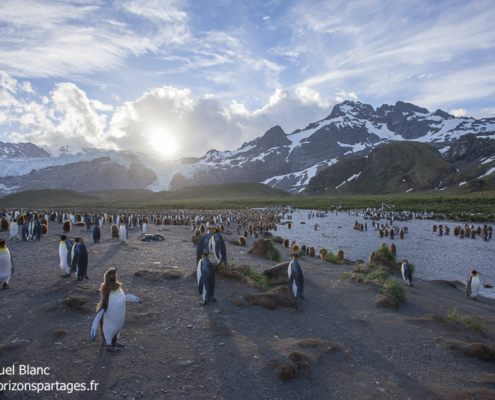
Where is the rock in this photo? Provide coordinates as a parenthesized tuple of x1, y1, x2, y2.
(376, 294, 399, 310)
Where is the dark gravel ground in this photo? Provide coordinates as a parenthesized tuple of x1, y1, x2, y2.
(1, 220, 495, 399)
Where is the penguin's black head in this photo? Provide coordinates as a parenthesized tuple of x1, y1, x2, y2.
(471, 270, 478, 275)
(56, 235, 69, 240)
(104, 268, 118, 282)
(71, 237, 83, 243)
(0, 239, 5, 248)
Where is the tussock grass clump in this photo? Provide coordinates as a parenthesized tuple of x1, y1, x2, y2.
(445, 308, 484, 334)
(272, 236, 283, 244)
(339, 272, 353, 280)
(322, 251, 340, 264)
(376, 246, 397, 262)
(226, 260, 237, 268)
(243, 269, 269, 291)
(381, 279, 407, 304)
(265, 240, 282, 262)
(365, 266, 391, 283)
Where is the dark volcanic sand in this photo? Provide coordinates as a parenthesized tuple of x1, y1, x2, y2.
(1, 221, 495, 399)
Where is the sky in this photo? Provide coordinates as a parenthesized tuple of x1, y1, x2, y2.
(0, 0, 494, 159)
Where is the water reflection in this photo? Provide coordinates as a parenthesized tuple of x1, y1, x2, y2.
(276, 210, 495, 298)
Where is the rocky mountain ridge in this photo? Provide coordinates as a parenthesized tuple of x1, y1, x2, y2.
(0, 100, 494, 197)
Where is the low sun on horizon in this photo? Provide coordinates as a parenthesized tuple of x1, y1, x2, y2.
(149, 128, 180, 158)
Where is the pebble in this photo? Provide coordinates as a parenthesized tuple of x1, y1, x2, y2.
(219, 342, 225, 346)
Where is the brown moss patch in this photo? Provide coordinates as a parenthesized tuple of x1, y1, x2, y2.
(369, 254, 400, 271)
(242, 286, 298, 310)
(278, 363, 299, 381)
(52, 329, 68, 337)
(262, 262, 290, 285)
(62, 295, 88, 311)
(444, 340, 495, 361)
(134, 268, 181, 281)
(298, 339, 320, 347)
(0, 342, 23, 356)
(352, 266, 373, 275)
(376, 293, 399, 310)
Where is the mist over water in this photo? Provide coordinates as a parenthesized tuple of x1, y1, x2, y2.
(276, 210, 495, 299)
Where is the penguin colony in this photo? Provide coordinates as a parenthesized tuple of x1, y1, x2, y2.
(0, 206, 492, 354)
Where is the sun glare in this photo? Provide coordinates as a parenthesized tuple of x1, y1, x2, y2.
(149, 129, 180, 158)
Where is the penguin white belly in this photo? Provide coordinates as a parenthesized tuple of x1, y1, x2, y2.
(292, 280, 298, 297)
(202, 283, 207, 302)
(119, 226, 127, 243)
(10, 224, 18, 239)
(470, 276, 480, 297)
(197, 259, 202, 286)
(0, 250, 12, 283)
(59, 243, 70, 273)
(102, 289, 126, 345)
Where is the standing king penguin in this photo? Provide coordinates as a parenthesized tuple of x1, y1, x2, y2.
(197, 241, 216, 305)
(119, 220, 128, 244)
(10, 219, 19, 240)
(0, 239, 14, 289)
(56, 235, 73, 278)
(401, 260, 414, 287)
(467, 270, 481, 299)
(71, 238, 89, 280)
(288, 254, 304, 299)
(92, 225, 101, 243)
(91, 268, 142, 352)
(209, 228, 227, 265)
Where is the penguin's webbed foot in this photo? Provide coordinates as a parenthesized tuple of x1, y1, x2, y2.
(106, 346, 121, 352)
(2, 283, 10, 289)
(211, 297, 217, 303)
(61, 273, 71, 278)
(300, 295, 305, 299)
(114, 342, 125, 348)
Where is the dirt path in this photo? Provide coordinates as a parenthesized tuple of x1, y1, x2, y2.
(1, 221, 495, 399)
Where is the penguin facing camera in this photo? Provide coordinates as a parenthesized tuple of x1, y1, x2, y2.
(56, 235, 73, 278)
(467, 270, 481, 300)
(119, 220, 128, 244)
(0, 239, 14, 289)
(288, 253, 304, 299)
(70, 238, 89, 280)
(91, 268, 142, 352)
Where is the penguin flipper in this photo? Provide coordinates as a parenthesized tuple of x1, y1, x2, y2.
(125, 294, 142, 303)
(10, 256, 14, 275)
(288, 272, 295, 295)
(91, 308, 105, 341)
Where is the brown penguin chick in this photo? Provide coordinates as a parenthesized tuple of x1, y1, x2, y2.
(97, 268, 121, 313)
(111, 224, 119, 239)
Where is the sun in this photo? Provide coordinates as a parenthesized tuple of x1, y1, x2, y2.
(149, 129, 180, 158)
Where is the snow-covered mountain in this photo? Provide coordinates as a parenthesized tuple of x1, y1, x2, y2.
(0, 100, 494, 197)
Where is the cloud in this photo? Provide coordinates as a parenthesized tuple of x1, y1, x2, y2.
(0, 0, 187, 78)
(450, 108, 468, 118)
(0, 73, 336, 158)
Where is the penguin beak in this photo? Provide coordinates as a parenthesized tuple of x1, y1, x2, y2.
(115, 268, 118, 272)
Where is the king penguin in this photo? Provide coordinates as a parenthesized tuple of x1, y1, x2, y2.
(21, 219, 30, 242)
(71, 238, 89, 280)
(0, 239, 14, 289)
(92, 225, 101, 243)
(401, 260, 414, 287)
(467, 270, 481, 299)
(56, 235, 73, 278)
(288, 254, 304, 299)
(209, 228, 227, 265)
(31, 219, 41, 241)
(91, 268, 142, 352)
(119, 220, 128, 244)
(10, 219, 19, 240)
(197, 241, 216, 305)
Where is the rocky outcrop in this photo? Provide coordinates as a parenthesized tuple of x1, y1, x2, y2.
(0, 141, 50, 158)
(443, 133, 495, 169)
